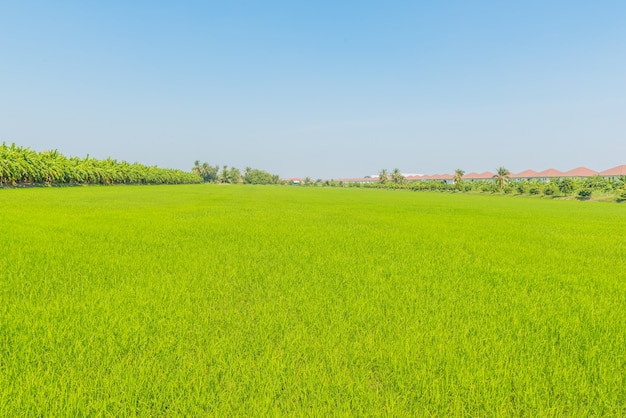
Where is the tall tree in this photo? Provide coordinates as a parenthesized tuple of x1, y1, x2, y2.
(192, 160, 202, 176)
(391, 168, 406, 185)
(224, 166, 241, 184)
(220, 165, 229, 183)
(378, 169, 389, 185)
(493, 166, 511, 191)
(242, 167, 279, 184)
(453, 169, 465, 185)
(199, 162, 219, 183)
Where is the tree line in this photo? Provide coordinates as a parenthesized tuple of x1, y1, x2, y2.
(447, 167, 625, 201)
(4, 142, 624, 201)
(298, 166, 626, 202)
(192, 161, 281, 185)
(1, 142, 202, 186)
(1, 143, 284, 188)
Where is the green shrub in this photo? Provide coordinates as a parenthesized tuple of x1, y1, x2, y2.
(577, 189, 592, 200)
(558, 178, 575, 195)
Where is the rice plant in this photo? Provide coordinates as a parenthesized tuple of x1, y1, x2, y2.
(1, 185, 625, 415)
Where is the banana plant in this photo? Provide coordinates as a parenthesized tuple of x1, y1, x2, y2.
(0, 142, 202, 186)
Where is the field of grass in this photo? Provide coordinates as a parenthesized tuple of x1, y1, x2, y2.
(1, 185, 625, 415)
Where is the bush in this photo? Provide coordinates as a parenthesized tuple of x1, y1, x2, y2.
(503, 183, 515, 194)
(558, 178, 575, 195)
(543, 187, 555, 196)
(583, 176, 610, 192)
(577, 189, 592, 200)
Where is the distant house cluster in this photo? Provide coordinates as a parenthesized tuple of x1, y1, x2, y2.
(333, 165, 626, 184)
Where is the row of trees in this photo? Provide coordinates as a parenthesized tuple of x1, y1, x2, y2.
(0, 143, 283, 188)
(452, 167, 511, 191)
(5, 143, 624, 201)
(377, 168, 407, 185)
(192, 161, 281, 185)
(0, 142, 202, 186)
(448, 167, 626, 200)
(298, 166, 625, 201)
(377, 166, 513, 191)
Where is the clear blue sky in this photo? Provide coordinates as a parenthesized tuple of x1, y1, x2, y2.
(2, 1, 625, 178)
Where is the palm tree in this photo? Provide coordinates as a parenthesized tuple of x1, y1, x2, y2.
(453, 169, 465, 185)
(493, 166, 511, 191)
(203, 163, 219, 183)
(378, 169, 389, 185)
(220, 165, 229, 183)
(192, 160, 202, 176)
(391, 168, 406, 185)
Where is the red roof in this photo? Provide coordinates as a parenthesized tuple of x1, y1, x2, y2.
(462, 171, 494, 180)
(535, 168, 564, 178)
(599, 165, 626, 176)
(421, 173, 449, 180)
(511, 169, 540, 178)
(462, 172, 480, 179)
(326, 165, 625, 183)
(562, 167, 598, 177)
(337, 177, 377, 182)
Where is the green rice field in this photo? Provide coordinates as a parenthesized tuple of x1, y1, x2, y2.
(1, 185, 625, 415)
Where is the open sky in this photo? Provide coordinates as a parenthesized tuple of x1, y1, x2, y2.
(2, 1, 625, 178)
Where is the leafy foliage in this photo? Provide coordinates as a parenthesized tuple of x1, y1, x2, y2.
(390, 168, 406, 185)
(243, 167, 281, 185)
(558, 178, 575, 195)
(577, 189, 592, 200)
(217, 165, 241, 184)
(1, 142, 201, 186)
(307, 166, 625, 202)
(453, 169, 465, 187)
(192, 161, 219, 182)
(378, 169, 389, 184)
(493, 166, 511, 191)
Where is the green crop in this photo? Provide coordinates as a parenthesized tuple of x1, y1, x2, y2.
(1, 185, 625, 415)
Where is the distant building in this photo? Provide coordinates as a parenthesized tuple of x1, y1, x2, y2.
(562, 167, 599, 179)
(310, 165, 626, 185)
(600, 165, 626, 180)
(462, 172, 495, 182)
